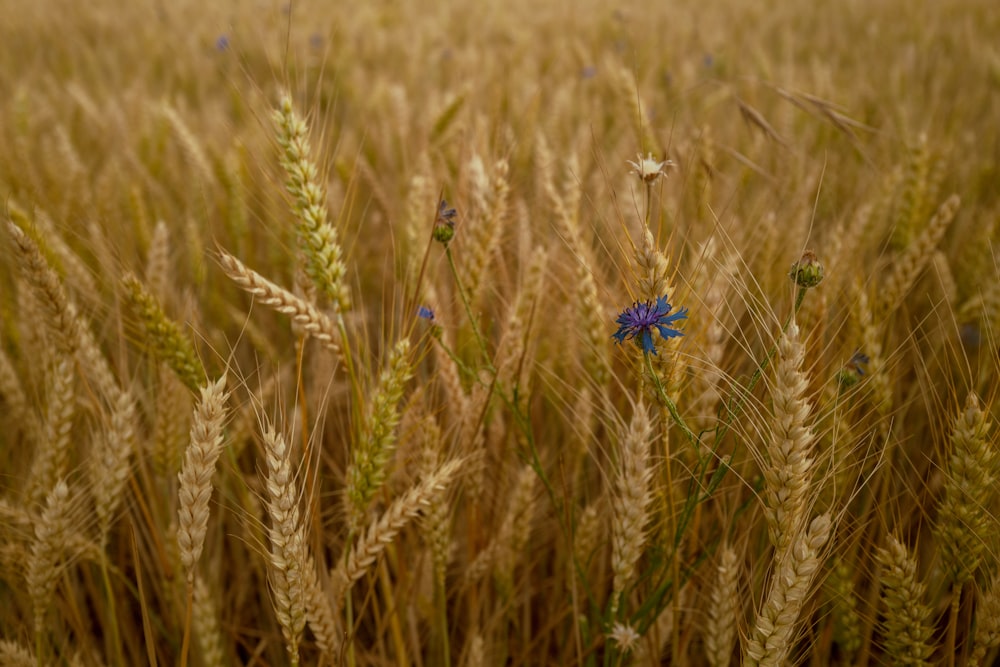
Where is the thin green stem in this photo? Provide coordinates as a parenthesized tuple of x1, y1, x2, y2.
(100, 555, 125, 667)
(344, 590, 356, 667)
(445, 248, 492, 364)
(433, 577, 451, 667)
(644, 352, 698, 449)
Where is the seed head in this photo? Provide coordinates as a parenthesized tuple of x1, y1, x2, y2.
(608, 622, 642, 653)
(627, 152, 673, 184)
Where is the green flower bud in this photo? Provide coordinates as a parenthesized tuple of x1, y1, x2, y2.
(790, 250, 824, 288)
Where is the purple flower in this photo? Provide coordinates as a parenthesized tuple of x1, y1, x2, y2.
(215, 34, 230, 52)
(612, 296, 688, 355)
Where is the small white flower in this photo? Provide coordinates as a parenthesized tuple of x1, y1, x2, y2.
(608, 621, 642, 653)
(627, 152, 673, 183)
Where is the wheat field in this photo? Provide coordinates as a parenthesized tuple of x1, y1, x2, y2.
(2, 0, 1000, 665)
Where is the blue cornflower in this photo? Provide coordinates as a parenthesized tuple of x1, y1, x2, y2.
(417, 305, 435, 321)
(612, 296, 688, 354)
(847, 351, 870, 375)
(837, 350, 870, 388)
(215, 34, 230, 52)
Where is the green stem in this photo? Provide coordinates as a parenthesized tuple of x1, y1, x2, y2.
(100, 554, 125, 666)
(627, 286, 812, 630)
(445, 247, 492, 364)
(644, 182, 652, 228)
(644, 352, 698, 449)
(344, 583, 356, 667)
(434, 576, 451, 667)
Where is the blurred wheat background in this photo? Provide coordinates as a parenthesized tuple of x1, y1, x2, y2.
(2, 0, 1000, 665)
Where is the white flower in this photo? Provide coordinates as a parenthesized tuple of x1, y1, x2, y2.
(608, 621, 642, 653)
(627, 152, 673, 183)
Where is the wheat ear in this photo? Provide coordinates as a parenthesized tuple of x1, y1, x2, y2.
(827, 556, 863, 659)
(460, 156, 509, 307)
(0, 347, 41, 443)
(27, 355, 76, 506)
(0, 640, 35, 667)
(497, 245, 548, 391)
(333, 458, 462, 601)
(879, 194, 960, 315)
(539, 138, 610, 387)
(933, 392, 995, 584)
(176, 376, 229, 585)
(92, 389, 137, 543)
(162, 104, 214, 185)
(493, 464, 539, 595)
(192, 574, 226, 667)
(875, 534, 935, 666)
(971, 573, 1000, 665)
(303, 563, 340, 657)
(6, 220, 82, 356)
(121, 272, 206, 392)
(762, 321, 816, 553)
(704, 544, 742, 667)
(273, 93, 351, 312)
(344, 339, 413, 533)
(261, 423, 309, 665)
(745, 513, 832, 667)
(27, 480, 73, 634)
(574, 498, 604, 571)
(418, 417, 451, 589)
(217, 248, 342, 356)
(464, 634, 485, 667)
(610, 401, 655, 615)
(153, 370, 191, 476)
(635, 226, 673, 303)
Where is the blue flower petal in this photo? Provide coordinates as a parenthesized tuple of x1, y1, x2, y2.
(611, 296, 688, 355)
(640, 330, 656, 354)
(655, 324, 684, 339)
